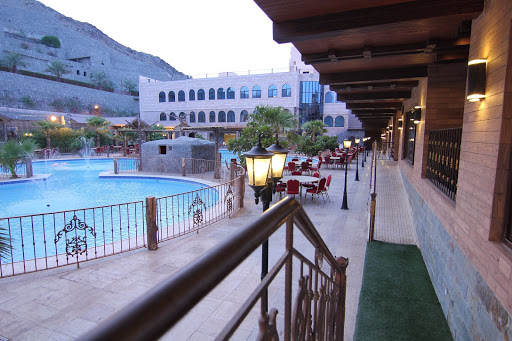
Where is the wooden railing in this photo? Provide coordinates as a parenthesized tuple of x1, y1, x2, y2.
(426, 128, 462, 201)
(82, 196, 348, 341)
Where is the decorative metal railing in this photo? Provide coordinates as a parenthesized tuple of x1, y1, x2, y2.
(0, 165, 245, 277)
(84, 196, 348, 341)
(426, 128, 462, 201)
(376, 142, 394, 160)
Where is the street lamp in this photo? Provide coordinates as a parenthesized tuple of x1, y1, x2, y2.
(341, 139, 351, 210)
(243, 134, 288, 313)
(355, 138, 360, 181)
(361, 138, 365, 168)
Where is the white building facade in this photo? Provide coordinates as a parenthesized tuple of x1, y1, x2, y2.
(139, 67, 360, 141)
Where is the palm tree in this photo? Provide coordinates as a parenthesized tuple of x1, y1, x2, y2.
(34, 121, 62, 148)
(44, 60, 71, 81)
(249, 105, 297, 134)
(0, 225, 12, 261)
(0, 139, 36, 178)
(86, 116, 110, 147)
(302, 120, 327, 143)
(121, 79, 137, 94)
(1, 52, 28, 73)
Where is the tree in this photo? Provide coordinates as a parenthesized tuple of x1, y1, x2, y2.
(34, 121, 62, 148)
(121, 79, 137, 94)
(45, 60, 71, 81)
(249, 105, 297, 134)
(90, 71, 115, 91)
(41, 35, 61, 48)
(302, 120, 327, 143)
(0, 225, 12, 261)
(0, 140, 36, 178)
(1, 52, 28, 73)
(86, 116, 111, 147)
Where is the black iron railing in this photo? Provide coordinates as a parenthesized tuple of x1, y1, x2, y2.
(426, 128, 462, 201)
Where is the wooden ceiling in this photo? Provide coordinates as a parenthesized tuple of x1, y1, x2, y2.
(254, 0, 484, 132)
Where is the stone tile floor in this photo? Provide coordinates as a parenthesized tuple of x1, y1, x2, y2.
(0, 156, 415, 340)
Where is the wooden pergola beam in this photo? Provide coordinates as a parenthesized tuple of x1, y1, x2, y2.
(331, 81, 419, 93)
(346, 102, 402, 110)
(337, 91, 411, 102)
(273, 0, 484, 43)
(322, 66, 428, 85)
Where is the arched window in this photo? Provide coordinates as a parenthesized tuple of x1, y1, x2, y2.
(198, 89, 205, 100)
(335, 116, 345, 127)
(217, 88, 225, 100)
(218, 111, 226, 122)
(325, 91, 335, 103)
(240, 110, 249, 122)
(324, 116, 333, 127)
(268, 84, 277, 98)
(282, 84, 291, 97)
(178, 90, 185, 102)
(209, 111, 216, 123)
(198, 111, 206, 122)
(189, 111, 196, 123)
(160, 112, 167, 121)
(169, 112, 177, 121)
(253, 86, 261, 98)
(240, 86, 249, 99)
(159, 91, 165, 102)
(168, 91, 175, 102)
(227, 110, 235, 122)
(189, 90, 195, 101)
(227, 87, 235, 99)
(179, 112, 186, 121)
(209, 88, 215, 100)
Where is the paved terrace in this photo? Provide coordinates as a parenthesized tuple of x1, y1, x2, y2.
(0, 156, 417, 340)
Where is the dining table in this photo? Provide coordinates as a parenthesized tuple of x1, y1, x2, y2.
(280, 175, 320, 197)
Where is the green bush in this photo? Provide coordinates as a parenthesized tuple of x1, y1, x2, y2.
(41, 35, 61, 48)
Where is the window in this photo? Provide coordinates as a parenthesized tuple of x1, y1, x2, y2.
(198, 111, 206, 122)
(198, 89, 205, 100)
(240, 86, 249, 99)
(325, 91, 335, 103)
(159, 145, 167, 155)
(209, 111, 216, 123)
(209, 88, 215, 100)
(403, 109, 417, 165)
(178, 90, 185, 102)
(299, 81, 324, 125)
(160, 112, 167, 121)
(282, 84, 291, 97)
(334, 116, 344, 127)
(169, 112, 176, 121)
(219, 111, 226, 122)
(168, 91, 175, 102)
(240, 110, 249, 122)
(253, 86, 261, 98)
(76, 70, 79, 75)
(227, 87, 235, 99)
(189, 90, 195, 101)
(189, 111, 196, 123)
(227, 110, 235, 122)
(217, 88, 225, 100)
(324, 116, 333, 127)
(268, 84, 277, 98)
(159, 91, 165, 102)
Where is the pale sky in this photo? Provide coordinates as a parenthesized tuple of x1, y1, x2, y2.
(38, 0, 293, 77)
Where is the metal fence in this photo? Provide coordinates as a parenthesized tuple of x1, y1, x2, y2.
(426, 128, 462, 201)
(0, 165, 245, 277)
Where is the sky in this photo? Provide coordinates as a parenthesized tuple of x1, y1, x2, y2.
(38, 0, 293, 77)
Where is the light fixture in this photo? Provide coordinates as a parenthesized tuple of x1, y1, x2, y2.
(354, 138, 361, 181)
(341, 139, 352, 210)
(243, 137, 273, 203)
(343, 139, 352, 149)
(467, 59, 487, 102)
(398, 118, 403, 130)
(413, 108, 422, 124)
(266, 134, 288, 181)
(50, 115, 57, 121)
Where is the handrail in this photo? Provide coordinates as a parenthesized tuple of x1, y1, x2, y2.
(81, 196, 348, 341)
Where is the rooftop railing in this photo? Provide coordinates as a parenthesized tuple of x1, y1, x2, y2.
(83, 196, 348, 341)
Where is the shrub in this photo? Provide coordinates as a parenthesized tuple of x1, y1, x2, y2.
(41, 35, 61, 48)
(49, 98, 65, 112)
(21, 42, 29, 50)
(21, 96, 35, 108)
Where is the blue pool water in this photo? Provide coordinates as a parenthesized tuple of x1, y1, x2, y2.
(0, 159, 208, 218)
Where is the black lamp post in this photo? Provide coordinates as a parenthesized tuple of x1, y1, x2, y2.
(243, 134, 288, 313)
(341, 139, 351, 210)
(355, 138, 360, 181)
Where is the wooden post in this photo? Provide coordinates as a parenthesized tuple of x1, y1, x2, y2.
(181, 158, 186, 176)
(146, 197, 158, 250)
(335, 257, 349, 341)
(230, 161, 235, 181)
(25, 157, 33, 178)
(114, 156, 118, 174)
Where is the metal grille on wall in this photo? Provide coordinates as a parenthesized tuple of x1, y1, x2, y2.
(426, 128, 462, 201)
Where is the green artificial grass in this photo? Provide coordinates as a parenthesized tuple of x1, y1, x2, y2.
(354, 241, 452, 341)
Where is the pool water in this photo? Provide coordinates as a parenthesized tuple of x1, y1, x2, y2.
(0, 159, 208, 218)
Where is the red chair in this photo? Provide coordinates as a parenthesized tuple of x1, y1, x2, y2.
(324, 156, 332, 169)
(324, 175, 332, 202)
(275, 182, 286, 199)
(302, 172, 320, 189)
(286, 179, 300, 202)
(287, 162, 296, 174)
(305, 178, 327, 203)
(292, 158, 299, 162)
(291, 170, 302, 176)
(300, 161, 310, 175)
(310, 160, 322, 174)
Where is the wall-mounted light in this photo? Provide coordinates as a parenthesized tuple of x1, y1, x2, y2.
(398, 118, 403, 130)
(413, 107, 422, 124)
(467, 59, 487, 102)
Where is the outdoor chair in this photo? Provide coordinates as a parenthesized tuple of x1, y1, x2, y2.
(291, 170, 302, 176)
(302, 172, 320, 189)
(287, 162, 296, 174)
(305, 177, 327, 203)
(286, 179, 300, 202)
(310, 160, 322, 174)
(275, 181, 286, 199)
(324, 175, 332, 202)
(324, 156, 332, 169)
(300, 161, 310, 175)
